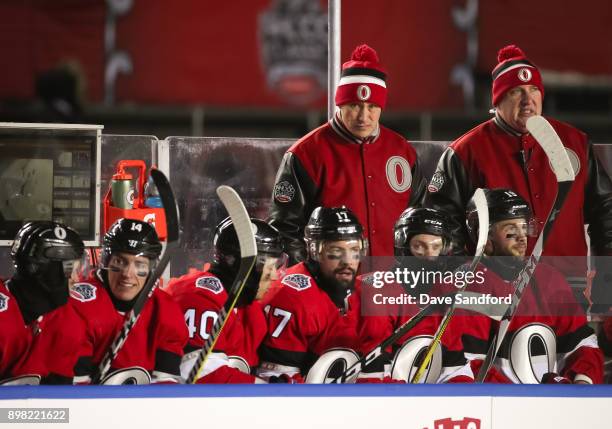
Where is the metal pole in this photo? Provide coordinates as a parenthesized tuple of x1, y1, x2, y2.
(328, 0, 341, 120)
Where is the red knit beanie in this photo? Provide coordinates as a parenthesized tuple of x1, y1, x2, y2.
(492, 45, 544, 106)
(335, 44, 387, 108)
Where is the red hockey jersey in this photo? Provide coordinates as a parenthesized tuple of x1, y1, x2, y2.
(358, 276, 472, 382)
(258, 262, 360, 377)
(167, 270, 268, 383)
(0, 280, 31, 380)
(450, 262, 603, 383)
(70, 273, 188, 382)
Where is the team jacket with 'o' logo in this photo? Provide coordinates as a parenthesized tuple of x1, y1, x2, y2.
(0, 280, 31, 380)
(269, 113, 427, 262)
(425, 114, 612, 280)
(167, 270, 268, 383)
(257, 262, 361, 378)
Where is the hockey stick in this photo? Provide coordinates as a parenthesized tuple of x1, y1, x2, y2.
(331, 189, 489, 384)
(410, 188, 489, 383)
(94, 168, 180, 384)
(186, 186, 257, 384)
(475, 115, 575, 382)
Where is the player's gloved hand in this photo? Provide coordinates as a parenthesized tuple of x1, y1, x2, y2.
(268, 373, 304, 384)
(541, 372, 572, 384)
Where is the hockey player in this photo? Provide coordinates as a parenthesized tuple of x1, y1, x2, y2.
(425, 44, 612, 309)
(357, 208, 473, 382)
(457, 189, 603, 383)
(1, 221, 87, 383)
(167, 218, 286, 383)
(269, 44, 426, 263)
(0, 280, 29, 381)
(257, 206, 366, 381)
(71, 218, 187, 384)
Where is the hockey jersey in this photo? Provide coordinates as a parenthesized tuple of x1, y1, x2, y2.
(258, 262, 361, 377)
(0, 280, 31, 381)
(358, 276, 473, 382)
(449, 261, 603, 383)
(167, 270, 268, 383)
(69, 273, 188, 382)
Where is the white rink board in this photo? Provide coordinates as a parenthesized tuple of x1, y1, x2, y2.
(0, 396, 489, 429)
(492, 397, 610, 429)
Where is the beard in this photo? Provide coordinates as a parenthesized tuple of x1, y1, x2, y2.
(322, 266, 357, 291)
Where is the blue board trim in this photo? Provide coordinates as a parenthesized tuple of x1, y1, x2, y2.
(1, 384, 612, 400)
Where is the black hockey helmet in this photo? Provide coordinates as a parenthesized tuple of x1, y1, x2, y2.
(11, 221, 85, 276)
(304, 206, 367, 261)
(213, 217, 284, 270)
(466, 189, 533, 241)
(101, 218, 162, 266)
(394, 207, 453, 256)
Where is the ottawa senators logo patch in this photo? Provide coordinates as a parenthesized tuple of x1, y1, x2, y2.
(281, 273, 311, 291)
(196, 276, 224, 294)
(70, 283, 97, 302)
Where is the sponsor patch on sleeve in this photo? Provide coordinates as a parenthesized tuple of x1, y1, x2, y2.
(273, 180, 296, 203)
(0, 292, 9, 312)
(281, 273, 311, 291)
(428, 171, 445, 193)
(196, 276, 224, 294)
(70, 283, 97, 302)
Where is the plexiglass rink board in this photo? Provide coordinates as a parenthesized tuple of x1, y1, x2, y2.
(2, 136, 612, 281)
(164, 137, 449, 277)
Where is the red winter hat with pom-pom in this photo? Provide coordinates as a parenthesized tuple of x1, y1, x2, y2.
(335, 44, 387, 108)
(491, 44, 544, 106)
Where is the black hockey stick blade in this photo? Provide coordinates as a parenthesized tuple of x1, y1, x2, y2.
(186, 186, 257, 384)
(410, 188, 489, 383)
(94, 168, 180, 383)
(475, 116, 575, 382)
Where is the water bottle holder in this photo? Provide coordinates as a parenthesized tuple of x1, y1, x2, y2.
(104, 205, 168, 240)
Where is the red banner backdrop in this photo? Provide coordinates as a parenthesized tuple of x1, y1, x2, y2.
(1, 0, 610, 110)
